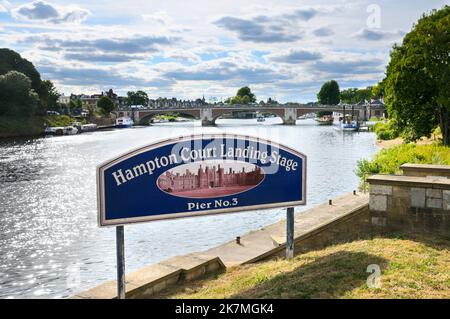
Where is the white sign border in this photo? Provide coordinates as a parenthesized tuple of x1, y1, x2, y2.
(97, 133, 307, 227)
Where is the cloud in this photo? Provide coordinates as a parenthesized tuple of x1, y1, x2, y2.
(11, 1, 89, 24)
(38, 64, 174, 88)
(0, 0, 11, 12)
(270, 50, 322, 63)
(25, 34, 174, 57)
(213, 7, 323, 43)
(311, 58, 384, 75)
(313, 27, 334, 37)
(63, 53, 139, 63)
(353, 28, 405, 41)
(163, 59, 287, 83)
(214, 16, 302, 43)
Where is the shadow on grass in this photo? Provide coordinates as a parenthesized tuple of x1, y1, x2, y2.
(230, 251, 387, 299)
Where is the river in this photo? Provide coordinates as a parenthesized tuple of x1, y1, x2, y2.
(0, 118, 378, 298)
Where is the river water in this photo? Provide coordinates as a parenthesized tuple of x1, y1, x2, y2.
(0, 118, 378, 298)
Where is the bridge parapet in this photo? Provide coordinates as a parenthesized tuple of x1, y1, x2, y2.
(126, 102, 385, 126)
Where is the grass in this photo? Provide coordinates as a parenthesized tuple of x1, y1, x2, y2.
(44, 114, 83, 127)
(156, 233, 450, 299)
(356, 143, 450, 182)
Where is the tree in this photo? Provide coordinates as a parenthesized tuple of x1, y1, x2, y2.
(371, 82, 384, 99)
(317, 80, 340, 105)
(0, 71, 39, 117)
(0, 49, 43, 98)
(126, 90, 149, 107)
(97, 96, 115, 117)
(340, 87, 372, 104)
(40, 80, 60, 113)
(384, 6, 450, 145)
(69, 99, 83, 115)
(227, 86, 256, 105)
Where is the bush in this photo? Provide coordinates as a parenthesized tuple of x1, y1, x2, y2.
(0, 116, 44, 137)
(44, 115, 78, 127)
(356, 143, 450, 188)
(373, 120, 400, 140)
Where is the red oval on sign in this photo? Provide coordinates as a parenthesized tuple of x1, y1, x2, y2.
(156, 160, 265, 199)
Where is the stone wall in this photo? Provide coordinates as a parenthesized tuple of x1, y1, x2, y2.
(401, 163, 450, 178)
(367, 165, 450, 235)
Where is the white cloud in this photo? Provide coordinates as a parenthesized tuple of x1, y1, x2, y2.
(11, 1, 89, 24)
(0, 0, 11, 12)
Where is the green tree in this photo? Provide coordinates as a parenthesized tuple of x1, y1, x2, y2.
(340, 87, 372, 104)
(227, 86, 256, 105)
(69, 99, 83, 115)
(384, 6, 450, 145)
(97, 96, 115, 117)
(0, 71, 39, 117)
(317, 80, 340, 105)
(40, 80, 60, 112)
(371, 82, 384, 99)
(0, 49, 43, 98)
(126, 90, 149, 107)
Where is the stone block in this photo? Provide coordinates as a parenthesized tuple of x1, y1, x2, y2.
(411, 188, 426, 208)
(426, 188, 443, 199)
(427, 198, 443, 209)
(369, 194, 387, 212)
(371, 217, 386, 226)
(392, 186, 410, 199)
(370, 184, 392, 195)
(443, 190, 450, 211)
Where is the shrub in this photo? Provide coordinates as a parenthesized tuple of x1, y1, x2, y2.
(356, 143, 450, 188)
(373, 120, 400, 140)
(45, 115, 77, 127)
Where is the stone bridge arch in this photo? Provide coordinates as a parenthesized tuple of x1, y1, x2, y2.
(208, 107, 289, 125)
(136, 109, 201, 124)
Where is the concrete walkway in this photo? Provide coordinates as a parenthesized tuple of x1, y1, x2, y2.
(203, 192, 369, 267)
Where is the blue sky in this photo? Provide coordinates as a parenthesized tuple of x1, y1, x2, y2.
(0, 0, 448, 102)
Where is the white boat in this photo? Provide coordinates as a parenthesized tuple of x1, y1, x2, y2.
(115, 116, 134, 128)
(45, 126, 79, 136)
(81, 123, 98, 132)
(340, 120, 359, 131)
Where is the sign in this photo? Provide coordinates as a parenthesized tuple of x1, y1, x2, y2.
(97, 134, 306, 226)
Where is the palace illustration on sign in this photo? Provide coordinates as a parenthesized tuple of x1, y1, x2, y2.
(157, 160, 265, 198)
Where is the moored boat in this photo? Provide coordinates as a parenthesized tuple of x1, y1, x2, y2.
(115, 116, 134, 128)
(314, 115, 333, 125)
(340, 120, 359, 131)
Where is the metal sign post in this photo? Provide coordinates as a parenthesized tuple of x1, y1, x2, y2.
(116, 225, 125, 299)
(286, 207, 294, 259)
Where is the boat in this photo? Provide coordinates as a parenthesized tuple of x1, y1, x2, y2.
(81, 123, 98, 132)
(257, 116, 265, 122)
(115, 116, 134, 128)
(314, 115, 333, 125)
(340, 119, 359, 131)
(45, 126, 79, 136)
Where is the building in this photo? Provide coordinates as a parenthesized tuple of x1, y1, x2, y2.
(157, 164, 264, 193)
(58, 94, 70, 105)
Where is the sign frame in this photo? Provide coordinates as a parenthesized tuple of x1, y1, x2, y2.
(97, 133, 307, 227)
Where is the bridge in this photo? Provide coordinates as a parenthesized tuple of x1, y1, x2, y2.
(117, 103, 386, 126)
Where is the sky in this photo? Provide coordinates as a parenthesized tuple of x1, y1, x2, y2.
(0, 0, 448, 102)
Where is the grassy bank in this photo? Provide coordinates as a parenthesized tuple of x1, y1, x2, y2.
(356, 143, 450, 181)
(157, 233, 450, 299)
(44, 114, 83, 127)
(0, 116, 44, 138)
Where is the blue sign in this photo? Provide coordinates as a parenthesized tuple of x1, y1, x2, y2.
(97, 134, 306, 226)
